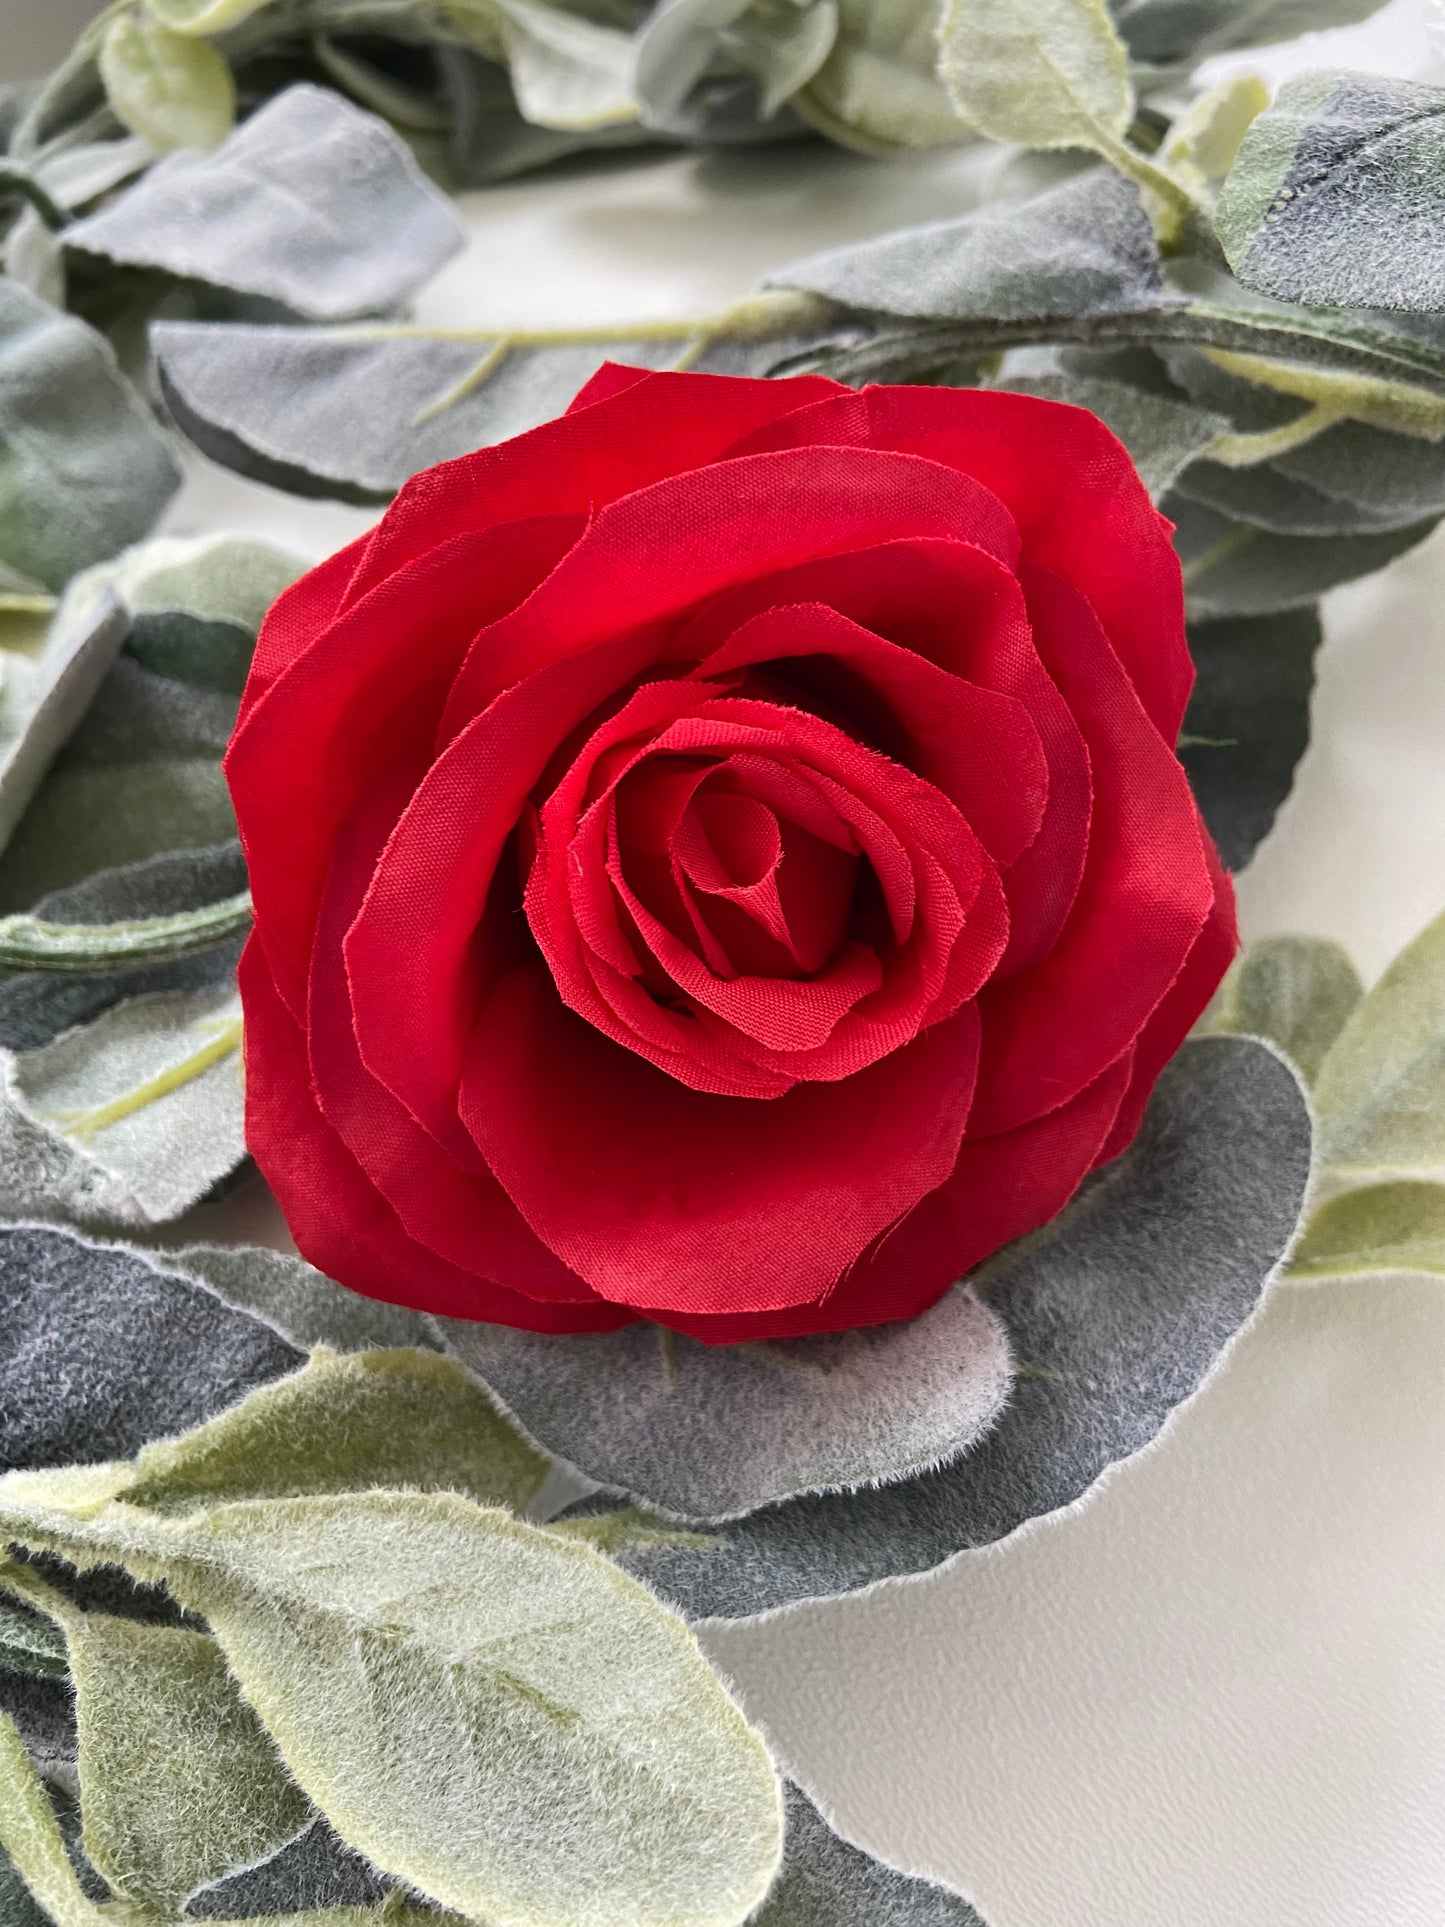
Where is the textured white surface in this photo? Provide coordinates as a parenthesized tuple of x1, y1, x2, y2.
(9, 1, 1445, 1918)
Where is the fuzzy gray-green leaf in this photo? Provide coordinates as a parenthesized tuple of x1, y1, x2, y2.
(939, 0, 1133, 152)
(573, 1036, 1310, 1616)
(1288, 1181, 1445, 1280)
(1218, 70, 1445, 314)
(1315, 906, 1445, 1180)
(438, 1280, 1012, 1524)
(169, 1242, 441, 1355)
(0, 281, 180, 595)
(1114, 0, 1392, 74)
(999, 361, 1224, 496)
(98, 12, 235, 151)
(793, 0, 965, 151)
(1169, 493, 1438, 619)
(756, 1781, 985, 1923)
(66, 85, 465, 321)
(1201, 933, 1363, 1083)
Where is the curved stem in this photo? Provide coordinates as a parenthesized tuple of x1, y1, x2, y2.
(0, 892, 252, 974)
(1205, 402, 1346, 469)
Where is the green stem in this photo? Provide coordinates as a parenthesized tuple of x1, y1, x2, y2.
(48, 1014, 243, 1143)
(0, 891, 252, 974)
(1204, 401, 1346, 469)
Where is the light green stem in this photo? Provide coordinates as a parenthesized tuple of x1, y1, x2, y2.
(1205, 402, 1346, 468)
(49, 1016, 243, 1144)
(0, 891, 252, 974)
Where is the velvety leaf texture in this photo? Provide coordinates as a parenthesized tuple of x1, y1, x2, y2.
(793, 0, 965, 152)
(568, 1036, 1310, 1617)
(1180, 605, 1323, 872)
(1169, 493, 1437, 619)
(66, 85, 465, 321)
(0, 282, 180, 594)
(1289, 1180, 1445, 1280)
(1113, 0, 1391, 72)
(437, 1280, 1013, 1523)
(772, 168, 1162, 323)
(757, 1781, 987, 1923)
(187, 1816, 393, 1919)
(939, 0, 1134, 153)
(0, 1224, 300, 1475)
(1218, 69, 1445, 313)
(1202, 932, 1363, 1084)
(171, 1243, 440, 1355)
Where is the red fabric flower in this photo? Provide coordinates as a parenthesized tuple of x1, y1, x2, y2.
(229, 367, 1236, 1341)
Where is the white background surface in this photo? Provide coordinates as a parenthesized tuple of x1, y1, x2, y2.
(9, 3, 1445, 1920)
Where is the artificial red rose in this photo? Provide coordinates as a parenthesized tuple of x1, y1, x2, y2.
(228, 366, 1236, 1342)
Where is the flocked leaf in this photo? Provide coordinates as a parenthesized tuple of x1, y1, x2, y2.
(1179, 605, 1322, 871)
(568, 1035, 1310, 1616)
(97, 12, 235, 152)
(1218, 70, 1445, 314)
(493, 0, 639, 130)
(757, 1781, 985, 1924)
(0, 280, 180, 595)
(0, 1600, 66, 1682)
(1272, 417, 1445, 526)
(939, 0, 1133, 155)
(170, 1242, 441, 1355)
(66, 85, 465, 322)
(1170, 492, 1438, 619)
(1200, 932, 1362, 1083)
(1113, 0, 1392, 74)
(793, 0, 965, 151)
(1288, 1181, 1445, 1280)
(0, 1223, 299, 1475)
(437, 1280, 1012, 1523)
(0, 1485, 786, 1927)
(1314, 906, 1445, 1181)
(188, 1814, 393, 1919)
(0, 1716, 103, 1927)
(772, 168, 1162, 324)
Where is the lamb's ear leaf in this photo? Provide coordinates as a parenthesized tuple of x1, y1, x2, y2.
(0, 1223, 300, 1475)
(0, 282, 180, 595)
(1, 983, 248, 1225)
(65, 85, 464, 321)
(97, 12, 235, 152)
(1288, 1181, 1445, 1280)
(567, 1036, 1311, 1616)
(1217, 70, 1445, 313)
(169, 1242, 441, 1355)
(1179, 605, 1323, 872)
(0, 1579, 310, 1919)
(0, 1599, 67, 1681)
(436, 1281, 1012, 1525)
(1200, 933, 1363, 1084)
(0, 1715, 104, 1927)
(186, 1814, 393, 1919)
(792, 0, 965, 152)
(1314, 907, 1445, 1181)
(0, 1487, 786, 1927)
(492, 0, 639, 131)
(771, 168, 1161, 323)
(118, 1347, 549, 1516)
(751, 1781, 988, 1923)
(1269, 418, 1445, 525)
(1169, 493, 1439, 619)
(1117, 0, 1392, 75)
(938, 0, 1133, 155)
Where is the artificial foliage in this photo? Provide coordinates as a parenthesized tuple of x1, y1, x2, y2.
(1, 0, 1444, 1921)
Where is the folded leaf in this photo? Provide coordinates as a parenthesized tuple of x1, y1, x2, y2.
(98, 12, 235, 152)
(568, 1035, 1310, 1616)
(1218, 70, 1445, 313)
(758, 1781, 986, 1923)
(772, 168, 1162, 323)
(0, 282, 180, 595)
(438, 1281, 1012, 1523)
(0, 1486, 786, 1927)
(793, 0, 964, 151)
(169, 1242, 441, 1355)
(1170, 493, 1438, 618)
(1288, 1181, 1445, 1279)
(1200, 932, 1362, 1084)
(1179, 606, 1322, 872)
(189, 1815, 393, 1919)
(66, 84, 464, 322)
(939, 0, 1133, 154)
(1315, 906, 1445, 1181)
(0, 1224, 300, 1475)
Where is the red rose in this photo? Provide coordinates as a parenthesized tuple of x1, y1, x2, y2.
(229, 367, 1236, 1342)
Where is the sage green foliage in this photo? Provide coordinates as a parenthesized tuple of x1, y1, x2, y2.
(60, 1606, 310, 1914)
(1288, 1181, 1445, 1279)
(0, 1480, 786, 1927)
(1201, 934, 1363, 1084)
(99, 11, 237, 151)
(1314, 907, 1445, 1182)
(1218, 70, 1445, 314)
(0, 1598, 67, 1680)
(0, 281, 181, 596)
(939, 0, 1133, 154)
(1112, 0, 1391, 75)
(121, 1347, 549, 1515)
(1168, 493, 1436, 619)
(793, 1, 965, 151)
(0, 1714, 101, 1927)
(167, 1243, 441, 1354)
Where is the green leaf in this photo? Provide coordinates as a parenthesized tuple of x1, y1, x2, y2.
(757, 1781, 985, 1923)
(0, 279, 181, 594)
(1200, 933, 1362, 1083)
(146, 0, 275, 30)
(1288, 1181, 1445, 1280)
(1173, 455, 1425, 537)
(186, 1814, 393, 1917)
(1161, 74, 1269, 188)
(36, 1596, 311, 1915)
(0, 1223, 299, 1474)
(166, 1242, 441, 1355)
(1170, 493, 1438, 619)
(1114, 0, 1392, 74)
(794, 0, 965, 151)
(3, 982, 247, 1224)
(122, 1348, 549, 1516)
(493, 0, 639, 130)
(0, 1600, 67, 1682)
(65, 85, 465, 322)
(1179, 606, 1323, 871)
(1272, 418, 1445, 527)
(438, 1279, 1012, 1524)
(634, 0, 758, 123)
(730, 0, 839, 121)
(98, 12, 236, 151)
(773, 168, 1163, 323)
(939, 0, 1133, 153)
(1315, 907, 1445, 1181)
(0, 1715, 104, 1927)
(0, 1486, 786, 1927)
(572, 1035, 1311, 1616)
(1218, 70, 1445, 314)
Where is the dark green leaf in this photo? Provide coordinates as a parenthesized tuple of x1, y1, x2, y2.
(757, 1781, 986, 1923)
(1170, 493, 1438, 618)
(1114, 0, 1391, 73)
